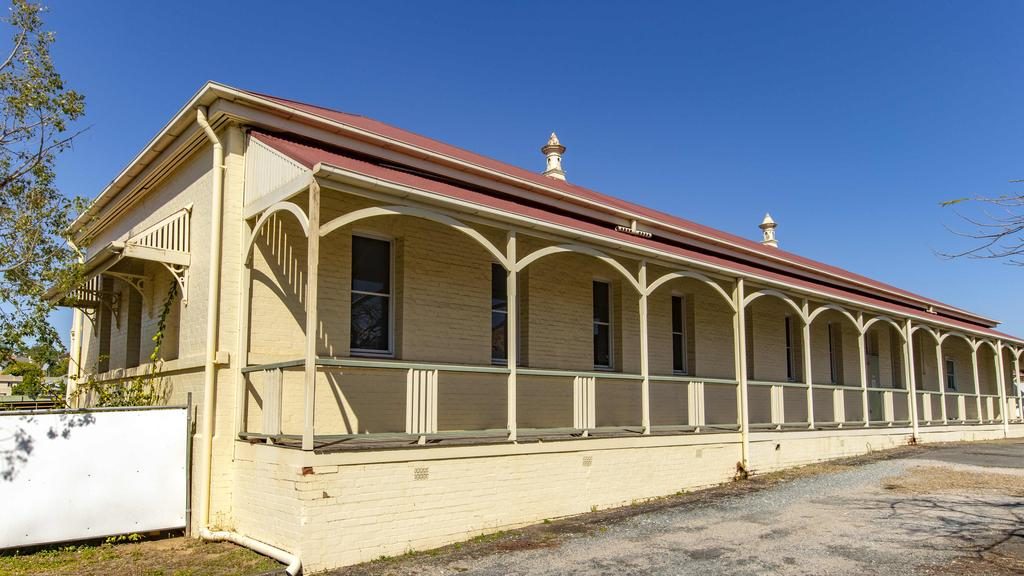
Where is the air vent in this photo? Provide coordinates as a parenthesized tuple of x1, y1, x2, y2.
(582, 456, 593, 467)
(414, 467, 429, 481)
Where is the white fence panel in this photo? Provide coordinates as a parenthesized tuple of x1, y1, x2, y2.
(0, 407, 187, 549)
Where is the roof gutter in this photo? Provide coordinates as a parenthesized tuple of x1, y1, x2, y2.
(195, 107, 301, 575)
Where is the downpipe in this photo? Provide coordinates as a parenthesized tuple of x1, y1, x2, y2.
(195, 107, 301, 575)
(201, 527, 301, 575)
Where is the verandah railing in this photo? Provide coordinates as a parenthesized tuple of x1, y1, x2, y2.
(238, 360, 1016, 449)
(239, 358, 741, 446)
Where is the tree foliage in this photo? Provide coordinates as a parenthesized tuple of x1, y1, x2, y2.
(0, 0, 84, 365)
(942, 186, 1024, 265)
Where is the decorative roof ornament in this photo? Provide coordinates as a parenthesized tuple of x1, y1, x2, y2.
(541, 132, 566, 180)
(759, 212, 778, 248)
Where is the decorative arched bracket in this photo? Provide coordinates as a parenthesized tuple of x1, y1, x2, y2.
(161, 263, 189, 305)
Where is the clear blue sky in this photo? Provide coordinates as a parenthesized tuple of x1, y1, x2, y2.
(44, 0, 1024, 343)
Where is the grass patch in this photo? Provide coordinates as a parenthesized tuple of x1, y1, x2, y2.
(0, 537, 282, 576)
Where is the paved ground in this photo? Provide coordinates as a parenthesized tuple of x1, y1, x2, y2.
(333, 440, 1024, 576)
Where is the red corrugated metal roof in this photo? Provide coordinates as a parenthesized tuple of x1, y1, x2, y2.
(250, 130, 1020, 344)
(246, 90, 990, 326)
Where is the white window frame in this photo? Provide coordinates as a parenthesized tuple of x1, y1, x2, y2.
(350, 232, 394, 358)
(593, 278, 613, 370)
(945, 356, 957, 391)
(671, 293, 689, 375)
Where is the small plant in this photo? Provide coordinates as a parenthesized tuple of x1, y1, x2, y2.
(104, 533, 144, 545)
(590, 504, 598, 513)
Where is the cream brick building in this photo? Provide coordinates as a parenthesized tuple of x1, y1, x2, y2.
(54, 82, 1024, 573)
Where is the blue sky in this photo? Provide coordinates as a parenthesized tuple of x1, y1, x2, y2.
(44, 0, 1023, 342)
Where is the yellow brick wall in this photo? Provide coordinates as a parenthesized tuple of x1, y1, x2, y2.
(227, 423, 1024, 572)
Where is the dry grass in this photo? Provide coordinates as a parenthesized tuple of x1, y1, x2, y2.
(883, 465, 1024, 497)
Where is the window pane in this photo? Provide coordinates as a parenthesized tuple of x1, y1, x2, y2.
(673, 333, 684, 372)
(491, 311, 507, 361)
(671, 296, 682, 333)
(593, 281, 610, 323)
(491, 263, 507, 313)
(352, 236, 390, 294)
(351, 293, 389, 351)
(594, 323, 611, 367)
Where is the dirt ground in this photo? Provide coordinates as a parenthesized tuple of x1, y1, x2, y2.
(326, 440, 1024, 576)
(5, 440, 1023, 575)
(0, 535, 281, 576)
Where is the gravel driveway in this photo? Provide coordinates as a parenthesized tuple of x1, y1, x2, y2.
(332, 440, 1024, 576)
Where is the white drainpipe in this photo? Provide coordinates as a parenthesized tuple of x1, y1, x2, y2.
(195, 107, 301, 575)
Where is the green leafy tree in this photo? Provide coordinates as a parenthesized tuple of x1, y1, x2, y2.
(0, 0, 85, 365)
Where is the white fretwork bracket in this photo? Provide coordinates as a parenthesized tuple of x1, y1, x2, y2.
(160, 263, 189, 305)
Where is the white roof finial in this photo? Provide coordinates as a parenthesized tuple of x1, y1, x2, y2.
(759, 212, 778, 248)
(541, 132, 566, 181)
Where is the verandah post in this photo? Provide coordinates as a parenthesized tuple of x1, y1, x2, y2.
(235, 219, 253, 438)
(936, 335, 948, 424)
(801, 299, 814, 429)
(302, 180, 321, 451)
(858, 313, 869, 427)
(733, 278, 750, 471)
(639, 260, 651, 435)
(506, 231, 518, 442)
(971, 341, 982, 424)
(904, 318, 919, 439)
(996, 340, 1009, 436)
(1011, 352, 1019, 420)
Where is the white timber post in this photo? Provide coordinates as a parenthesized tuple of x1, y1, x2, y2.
(639, 260, 651, 435)
(996, 340, 1009, 436)
(801, 300, 814, 429)
(971, 342, 981, 423)
(936, 335, 948, 424)
(235, 220, 253, 437)
(302, 181, 321, 451)
(506, 232, 518, 442)
(858, 313, 869, 427)
(1011, 350, 1019, 422)
(733, 278, 750, 471)
(904, 319, 919, 439)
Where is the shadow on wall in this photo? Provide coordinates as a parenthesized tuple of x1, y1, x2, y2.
(1, 413, 96, 481)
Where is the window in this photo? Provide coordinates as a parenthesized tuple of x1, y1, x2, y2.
(350, 235, 392, 354)
(491, 263, 507, 363)
(890, 327, 903, 388)
(125, 287, 143, 369)
(865, 331, 881, 386)
(946, 357, 957, 391)
(672, 295, 688, 374)
(828, 322, 844, 384)
(745, 312, 755, 379)
(97, 276, 113, 373)
(785, 316, 796, 382)
(593, 281, 611, 368)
